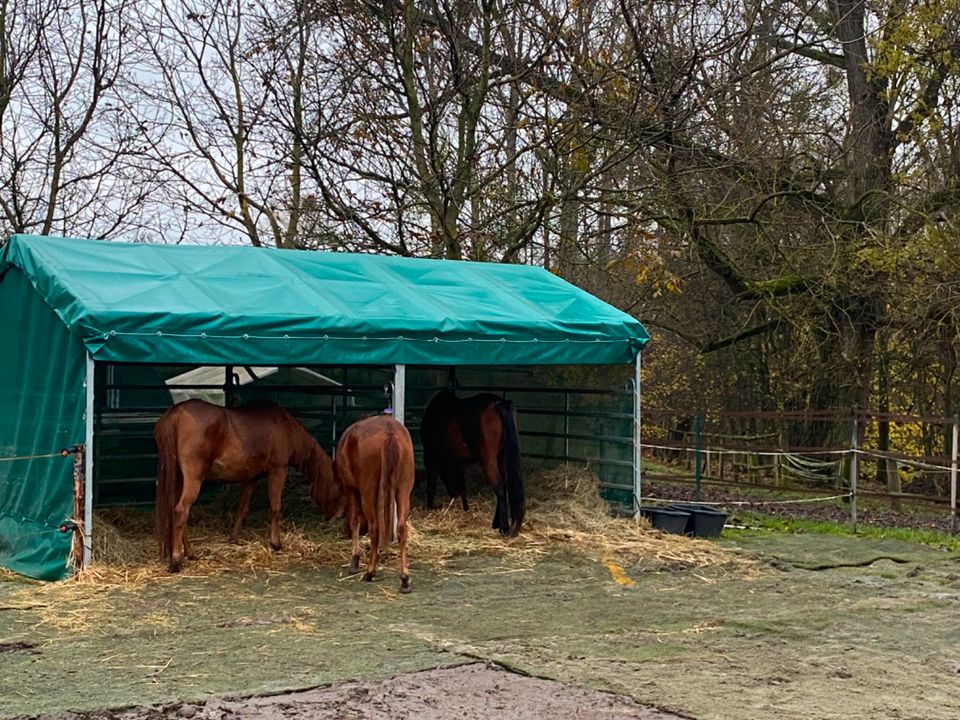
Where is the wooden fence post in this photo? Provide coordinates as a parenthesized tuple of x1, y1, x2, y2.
(951, 415, 958, 534)
(850, 406, 858, 532)
(694, 413, 703, 501)
(72, 444, 86, 571)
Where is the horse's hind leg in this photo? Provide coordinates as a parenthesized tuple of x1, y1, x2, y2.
(229, 481, 256, 543)
(451, 465, 469, 511)
(442, 462, 468, 511)
(171, 473, 202, 572)
(480, 455, 509, 534)
(348, 494, 362, 574)
(183, 529, 196, 561)
(362, 535, 380, 582)
(360, 488, 380, 582)
(266, 468, 287, 551)
(491, 483, 509, 534)
(396, 487, 412, 594)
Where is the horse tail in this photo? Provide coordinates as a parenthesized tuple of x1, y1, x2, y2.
(154, 409, 182, 559)
(496, 400, 525, 534)
(378, 431, 401, 547)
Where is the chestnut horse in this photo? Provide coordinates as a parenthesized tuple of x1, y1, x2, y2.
(420, 390, 524, 536)
(154, 398, 338, 572)
(333, 415, 414, 593)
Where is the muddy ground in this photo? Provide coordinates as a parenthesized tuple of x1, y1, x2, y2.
(28, 663, 683, 720)
(3, 531, 960, 720)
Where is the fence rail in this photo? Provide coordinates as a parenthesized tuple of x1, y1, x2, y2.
(643, 407, 960, 532)
(90, 365, 960, 531)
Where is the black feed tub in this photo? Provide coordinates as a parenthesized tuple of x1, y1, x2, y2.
(640, 507, 690, 535)
(667, 503, 727, 538)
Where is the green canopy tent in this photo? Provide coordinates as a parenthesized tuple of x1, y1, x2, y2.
(0, 234, 650, 580)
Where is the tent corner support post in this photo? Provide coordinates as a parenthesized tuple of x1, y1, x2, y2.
(393, 364, 406, 425)
(391, 364, 406, 542)
(83, 354, 95, 569)
(633, 351, 642, 518)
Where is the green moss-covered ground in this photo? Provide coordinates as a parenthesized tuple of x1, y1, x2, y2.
(3, 532, 960, 719)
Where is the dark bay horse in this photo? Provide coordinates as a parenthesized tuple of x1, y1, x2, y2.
(333, 415, 415, 593)
(154, 398, 338, 572)
(420, 390, 524, 536)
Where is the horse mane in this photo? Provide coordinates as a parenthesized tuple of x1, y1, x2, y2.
(286, 415, 340, 518)
(288, 418, 320, 471)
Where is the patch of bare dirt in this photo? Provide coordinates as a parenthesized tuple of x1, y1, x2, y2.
(0, 641, 37, 654)
(30, 664, 686, 720)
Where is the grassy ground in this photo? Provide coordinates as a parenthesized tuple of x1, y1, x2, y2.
(732, 512, 960, 553)
(4, 465, 960, 719)
(3, 526, 960, 719)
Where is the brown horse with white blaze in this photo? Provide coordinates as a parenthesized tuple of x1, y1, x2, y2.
(154, 398, 338, 572)
(333, 415, 415, 593)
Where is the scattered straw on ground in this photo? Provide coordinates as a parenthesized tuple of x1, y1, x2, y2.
(411, 466, 745, 575)
(0, 565, 34, 583)
(9, 467, 754, 616)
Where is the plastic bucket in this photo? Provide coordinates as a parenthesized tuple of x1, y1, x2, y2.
(666, 503, 727, 538)
(640, 507, 691, 535)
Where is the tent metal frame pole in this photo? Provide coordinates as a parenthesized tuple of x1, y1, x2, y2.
(633, 351, 642, 518)
(393, 364, 406, 425)
(391, 364, 406, 542)
(224, 365, 234, 406)
(83, 354, 95, 568)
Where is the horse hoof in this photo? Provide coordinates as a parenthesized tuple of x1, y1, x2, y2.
(400, 576, 411, 594)
(270, 542, 282, 552)
(350, 555, 361, 573)
(168, 561, 182, 573)
(362, 571, 374, 582)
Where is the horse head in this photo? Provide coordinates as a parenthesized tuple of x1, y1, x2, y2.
(306, 443, 343, 520)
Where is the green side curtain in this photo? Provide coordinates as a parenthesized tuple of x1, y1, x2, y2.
(0, 268, 85, 580)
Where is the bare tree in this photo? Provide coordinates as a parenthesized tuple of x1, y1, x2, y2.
(134, 0, 315, 248)
(0, 0, 151, 239)
(289, 0, 576, 259)
(588, 0, 960, 431)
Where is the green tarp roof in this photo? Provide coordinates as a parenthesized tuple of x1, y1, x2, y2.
(0, 234, 649, 366)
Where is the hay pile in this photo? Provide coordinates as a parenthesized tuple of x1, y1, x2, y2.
(412, 466, 742, 572)
(61, 465, 747, 586)
(74, 500, 349, 586)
